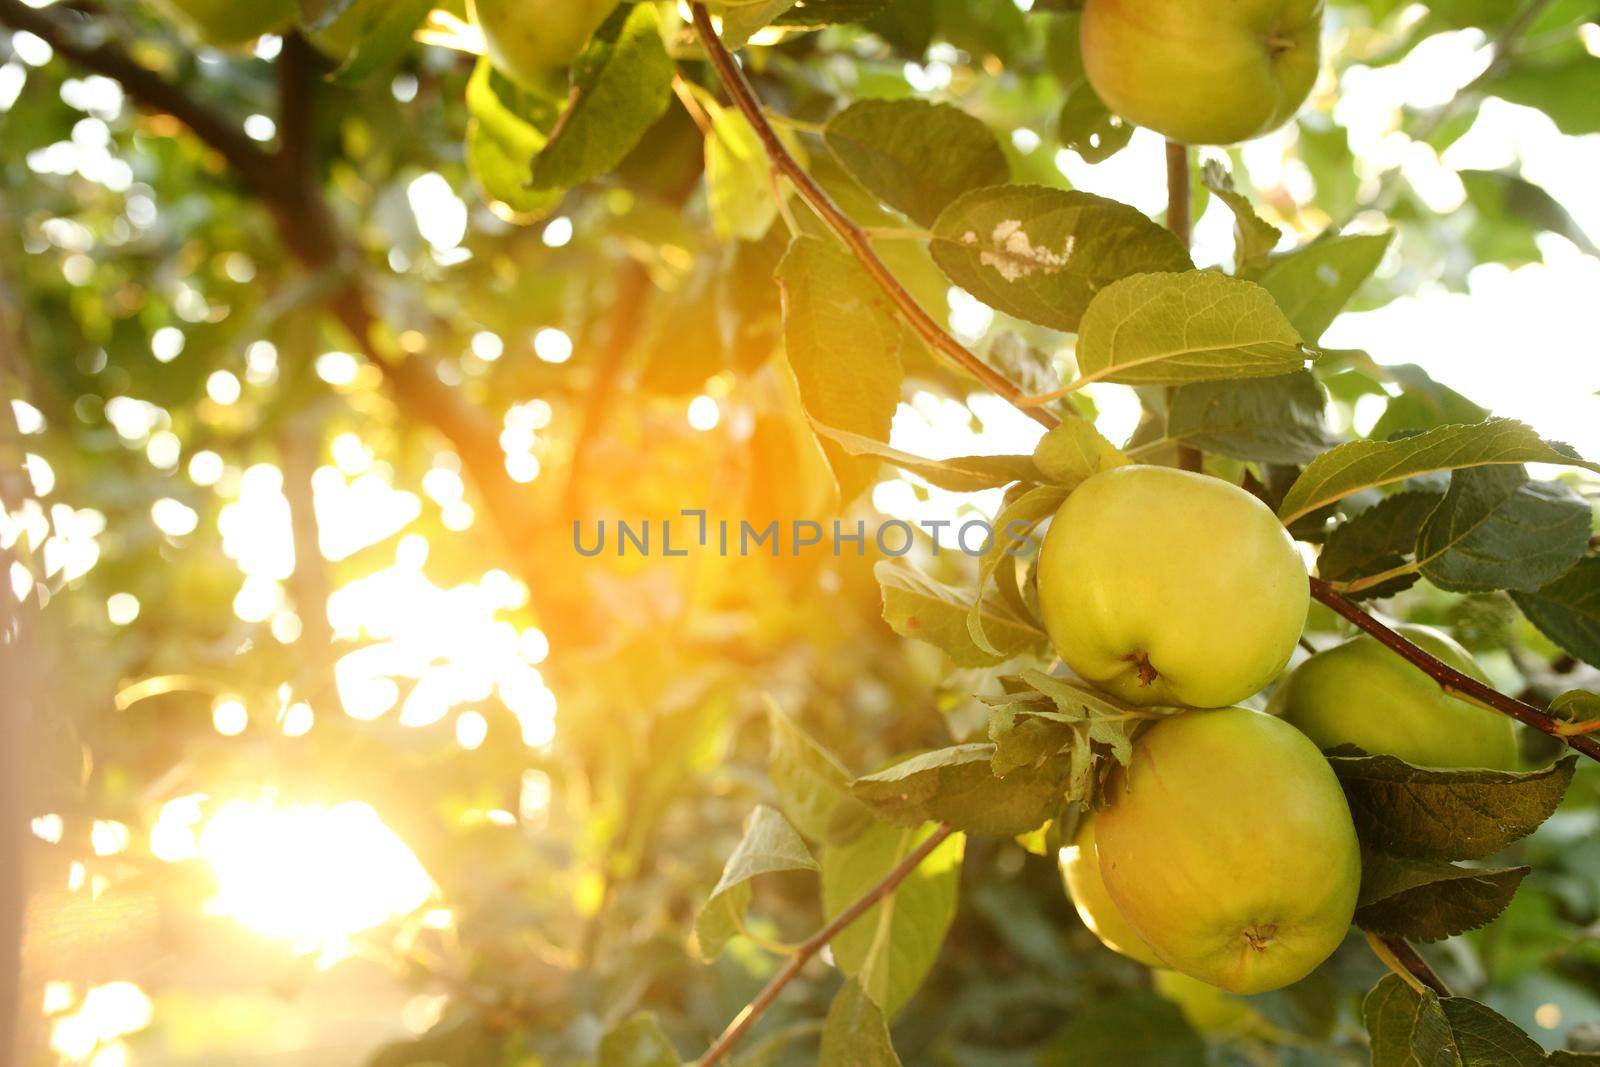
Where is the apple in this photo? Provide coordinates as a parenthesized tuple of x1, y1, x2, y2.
(151, 0, 294, 45)
(1036, 466, 1309, 708)
(1269, 625, 1518, 770)
(1079, 0, 1324, 145)
(1096, 706, 1360, 994)
(470, 0, 620, 88)
(1058, 817, 1163, 967)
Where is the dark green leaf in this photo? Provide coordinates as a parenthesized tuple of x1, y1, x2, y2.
(1511, 558, 1600, 668)
(1316, 490, 1442, 599)
(1331, 754, 1576, 861)
(1356, 852, 1528, 942)
(1414, 466, 1592, 594)
(767, 699, 874, 845)
(826, 100, 1009, 227)
(1037, 993, 1206, 1066)
(692, 805, 818, 960)
(929, 185, 1192, 333)
(1256, 232, 1393, 342)
(851, 743, 1069, 836)
(1167, 370, 1340, 464)
(1057, 82, 1133, 164)
(1549, 689, 1600, 728)
(326, 0, 432, 83)
(1364, 975, 1548, 1067)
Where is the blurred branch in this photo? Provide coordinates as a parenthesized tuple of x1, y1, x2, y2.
(696, 823, 956, 1067)
(1309, 577, 1600, 761)
(1164, 141, 1203, 474)
(1366, 932, 1451, 997)
(687, 4, 1056, 430)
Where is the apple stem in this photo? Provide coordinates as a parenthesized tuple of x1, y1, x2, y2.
(1128, 651, 1160, 687)
(1309, 578, 1600, 762)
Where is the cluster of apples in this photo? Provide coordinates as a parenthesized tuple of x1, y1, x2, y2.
(1042, 467, 1517, 997)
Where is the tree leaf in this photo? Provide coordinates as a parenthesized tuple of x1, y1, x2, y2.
(1255, 232, 1393, 342)
(1549, 689, 1600, 728)
(810, 419, 1036, 492)
(706, 97, 803, 241)
(1356, 852, 1528, 942)
(877, 560, 1046, 668)
(531, 4, 673, 188)
(1278, 419, 1600, 524)
(1414, 465, 1593, 594)
(775, 0, 895, 25)
(1511, 558, 1600, 669)
(851, 743, 1069, 836)
(1363, 975, 1549, 1067)
(776, 235, 904, 503)
(1056, 82, 1133, 165)
(929, 185, 1192, 333)
(819, 978, 902, 1067)
(1032, 418, 1129, 488)
(598, 1013, 683, 1067)
(692, 805, 818, 960)
(1372, 363, 1490, 438)
(1071, 271, 1306, 388)
(1330, 754, 1576, 861)
(1200, 159, 1281, 274)
(1482, 53, 1600, 136)
(822, 821, 964, 1017)
(719, 0, 800, 46)
(327, 0, 432, 83)
(1167, 370, 1341, 465)
(967, 484, 1067, 657)
(464, 60, 563, 219)
(1316, 490, 1442, 599)
(1036, 993, 1206, 1067)
(825, 99, 1009, 227)
(767, 698, 874, 845)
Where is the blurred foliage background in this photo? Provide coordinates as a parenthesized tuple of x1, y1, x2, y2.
(0, 0, 1598, 1064)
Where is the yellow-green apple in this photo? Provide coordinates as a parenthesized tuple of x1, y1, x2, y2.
(1079, 0, 1324, 145)
(470, 0, 619, 88)
(1096, 706, 1360, 994)
(1269, 625, 1518, 770)
(1058, 817, 1163, 967)
(150, 0, 294, 45)
(1037, 466, 1309, 708)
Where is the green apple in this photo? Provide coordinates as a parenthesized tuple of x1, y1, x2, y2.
(1037, 466, 1308, 708)
(1152, 970, 1267, 1036)
(1096, 706, 1360, 994)
(151, 0, 295, 45)
(1058, 817, 1163, 967)
(1269, 625, 1518, 770)
(1079, 0, 1324, 145)
(470, 0, 620, 88)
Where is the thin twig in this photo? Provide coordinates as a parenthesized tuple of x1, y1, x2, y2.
(688, 5, 1056, 430)
(1366, 932, 1452, 997)
(1310, 577, 1600, 762)
(1164, 141, 1203, 473)
(696, 823, 957, 1066)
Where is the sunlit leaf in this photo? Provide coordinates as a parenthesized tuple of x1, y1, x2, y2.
(692, 805, 818, 960)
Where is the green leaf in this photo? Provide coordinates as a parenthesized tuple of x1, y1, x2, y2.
(1330, 754, 1576, 861)
(1032, 418, 1129, 488)
(706, 97, 801, 241)
(1460, 170, 1600, 262)
(822, 821, 964, 1017)
(531, 4, 672, 188)
(819, 979, 902, 1067)
(1483, 54, 1600, 136)
(1167, 370, 1340, 465)
(809, 419, 1036, 492)
(775, 0, 894, 25)
(1036, 993, 1206, 1066)
(1255, 232, 1393, 342)
(877, 560, 1046, 668)
(851, 743, 1069, 836)
(326, 0, 432, 83)
(929, 185, 1192, 333)
(719, 0, 800, 46)
(825, 100, 1009, 227)
(776, 235, 904, 503)
(692, 805, 818, 960)
(1071, 271, 1306, 388)
(1356, 852, 1528, 942)
(1056, 82, 1133, 165)
(1200, 159, 1281, 274)
(767, 698, 874, 845)
(1316, 490, 1442, 599)
(464, 60, 563, 219)
(598, 1013, 683, 1067)
(1414, 466, 1593, 594)
(967, 484, 1068, 657)
(1511, 558, 1600, 669)
(983, 670, 1156, 800)
(1363, 975, 1549, 1067)
(1278, 419, 1600, 524)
